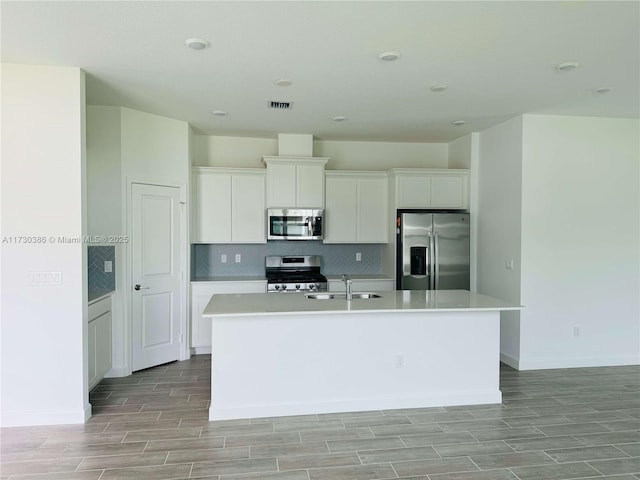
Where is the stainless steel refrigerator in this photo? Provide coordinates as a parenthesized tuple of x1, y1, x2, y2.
(396, 211, 470, 290)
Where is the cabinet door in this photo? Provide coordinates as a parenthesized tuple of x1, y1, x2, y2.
(357, 177, 388, 243)
(232, 174, 266, 243)
(267, 163, 296, 208)
(296, 164, 325, 208)
(324, 176, 357, 243)
(88, 319, 98, 389)
(195, 172, 232, 242)
(96, 311, 112, 380)
(191, 282, 267, 350)
(431, 176, 465, 209)
(191, 294, 213, 349)
(397, 175, 431, 208)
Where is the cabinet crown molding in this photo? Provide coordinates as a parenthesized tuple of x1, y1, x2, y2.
(192, 166, 266, 175)
(263, 156, 329, 166)
(389, 168, 469, 176)
(325, 170, 388, 178)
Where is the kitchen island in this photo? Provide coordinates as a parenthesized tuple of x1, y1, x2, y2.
(203, 290, 521, 421)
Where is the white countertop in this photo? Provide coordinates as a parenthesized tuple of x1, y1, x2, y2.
(203, 289, 522, 317)
(191, 276, 266, 283)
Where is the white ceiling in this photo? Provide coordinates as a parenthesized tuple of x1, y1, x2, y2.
(2, 1, 638, 143)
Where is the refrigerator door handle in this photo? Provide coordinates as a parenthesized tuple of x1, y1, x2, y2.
(429, 233, 435, 290)
(434, 232, 439, 290)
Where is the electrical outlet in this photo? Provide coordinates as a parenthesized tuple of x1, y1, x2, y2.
(235, 254, 241, 263)
(395, 354, 405, 368)
(356, 252, 362, 262)
(27, 271, 62, 286)
(573, 326, 581, 337)
(221, 254, 227, 263)
(505, 258, 514, 270)
(104, 260, 112, 273)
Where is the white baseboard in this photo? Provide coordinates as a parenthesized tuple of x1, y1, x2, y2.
(210, 390, 502, 421)
(192, 346, 212, 355)
(104, 366, 130, 378)
(1, 406, 90, 427)
(517, 354, 640, 371)
(500, 352, 520, 370)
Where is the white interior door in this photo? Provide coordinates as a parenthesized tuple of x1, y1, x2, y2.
(131, 183, 182, 371)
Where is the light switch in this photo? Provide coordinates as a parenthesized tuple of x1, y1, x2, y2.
(104, 261, 113, 273)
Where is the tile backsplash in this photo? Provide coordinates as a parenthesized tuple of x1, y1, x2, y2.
(193, 243, 382, 278)
(88, 246, 116, 301)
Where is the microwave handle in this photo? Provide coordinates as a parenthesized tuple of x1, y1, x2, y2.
(306, 216, 312, 237)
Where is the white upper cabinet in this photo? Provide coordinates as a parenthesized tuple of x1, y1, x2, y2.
(324, 172, 388, 243)
(325, 175, 357, 242)
(192, 167, 266, 243)
(392, 169, 469, 210)
(263, 157, 328, 209)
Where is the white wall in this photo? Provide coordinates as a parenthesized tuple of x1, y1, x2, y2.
(477, 117, 524, 366)
(519, 115, 640, 369)
(448, 134, 472, 169)
(194, 135, 277, 167)
(86, 106, 122, 237)
(314, 140, 448, 170)
(193, 135, 449, 170)
(1, 64, 88, 426)
(121, 108, 190, 183)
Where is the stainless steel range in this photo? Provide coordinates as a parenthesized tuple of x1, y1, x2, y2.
(265, 255, 328, 293)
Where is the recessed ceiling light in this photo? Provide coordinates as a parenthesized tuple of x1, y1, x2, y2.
(451, 120, 466, 126)
(593, 86, 613, 95)
(378, 51, 401, 62)
(332, 116, 348, 122)
(430, 85, 448, 92)
(274, 79, 292, 87)
(185, 38, 210, 50)
(212, 110, 227, 116)
(555, 61, 580, 72)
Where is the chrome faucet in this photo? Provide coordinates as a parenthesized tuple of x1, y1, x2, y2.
(342, 274, 353, 301)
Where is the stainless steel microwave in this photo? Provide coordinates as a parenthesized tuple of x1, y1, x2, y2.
(267, 209, 323, 240)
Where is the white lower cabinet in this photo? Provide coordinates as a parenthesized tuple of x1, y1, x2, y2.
(88, 296, 112, 390)
(191, 281, 267, 353)
(328, 278, 395, 293)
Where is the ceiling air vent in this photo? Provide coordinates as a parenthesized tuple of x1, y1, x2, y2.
(268, 101, 293, 110)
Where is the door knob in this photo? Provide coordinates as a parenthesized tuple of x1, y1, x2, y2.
(134, 284, 149, 291)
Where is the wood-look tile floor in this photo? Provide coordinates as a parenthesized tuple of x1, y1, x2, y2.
(1, 356, 639, 480)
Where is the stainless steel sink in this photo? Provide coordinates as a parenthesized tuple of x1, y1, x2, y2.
(305, 293, 337, 300)
(352, 293, 381, 299)
(305, 292, 381, 300)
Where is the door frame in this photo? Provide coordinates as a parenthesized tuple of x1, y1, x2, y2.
(123, 178, 189, 375)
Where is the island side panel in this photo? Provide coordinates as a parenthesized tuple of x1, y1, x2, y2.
(210, 310, 501, 421)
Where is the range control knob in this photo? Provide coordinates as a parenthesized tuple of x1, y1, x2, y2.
(308, 283, 316, 290)
(295, 284, 301, 290)
(282, 284, 287, 290)
(274, 284, 280, 290)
